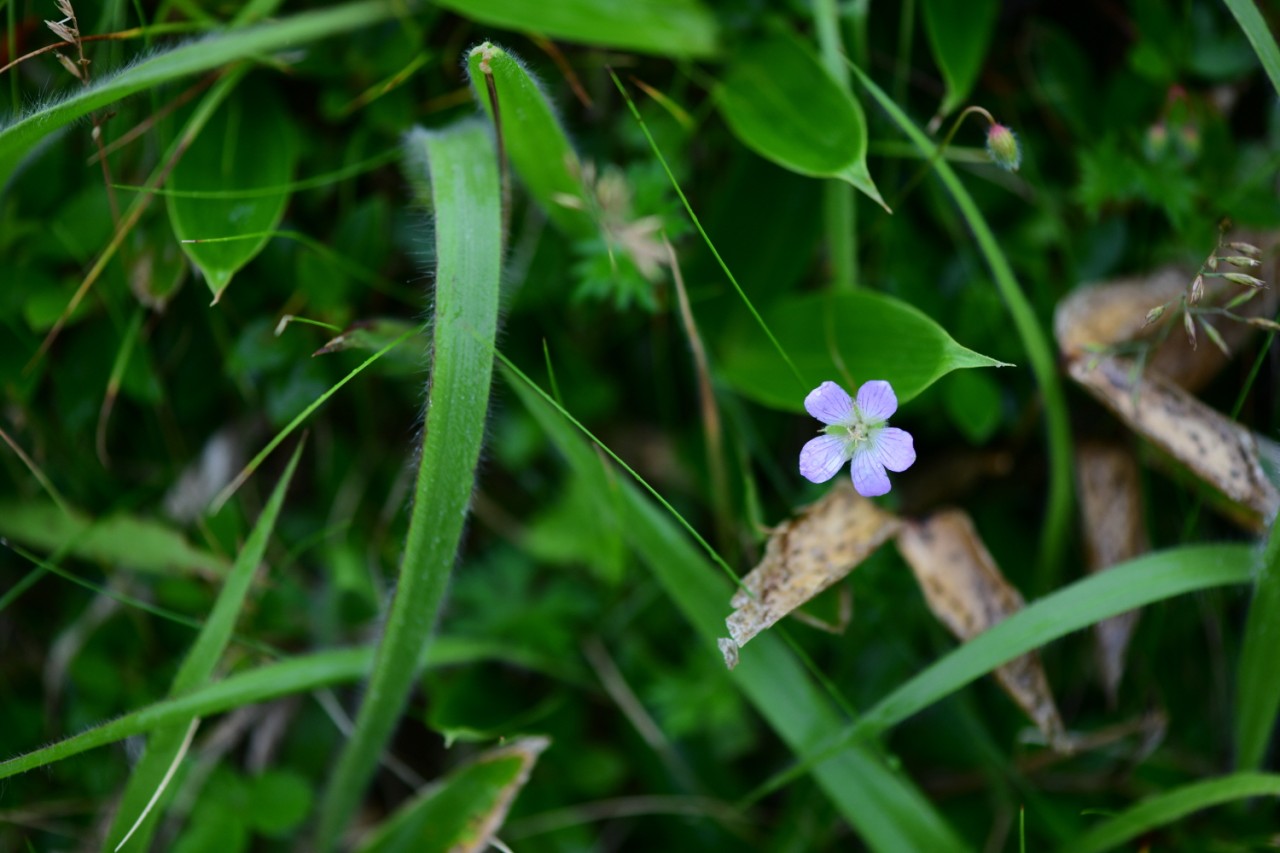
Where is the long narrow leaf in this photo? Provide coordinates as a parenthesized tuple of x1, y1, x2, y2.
(0, 0, 401, 187)
(106, 441, 305, 852)
(1222, 0, 1280, 98)
(465, 43, 594, 239)
(315, 121, 503, 847)
(1070, 772, 1280, 853)
(1235, 512, 1280, 770)
(503, 366, 967, 853)
(0, 638, 540, 781)
(753, 543, 1254, 798)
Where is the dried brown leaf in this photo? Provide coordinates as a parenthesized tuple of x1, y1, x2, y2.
(1075, 442, 1148, 705)
(1068, 356, 1280, 532)
(895, 509, 1067, 748)
(720, 480, 900, 667)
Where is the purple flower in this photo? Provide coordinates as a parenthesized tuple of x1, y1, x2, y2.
(799, 380, 916, 497)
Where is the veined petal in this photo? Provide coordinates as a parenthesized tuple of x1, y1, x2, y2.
(873, 427, 916, 473)
(855, 380, 897, 423)
(800, 434, 852, 483)
(804, 381, 854, 425)
(850, 448, 891, 497)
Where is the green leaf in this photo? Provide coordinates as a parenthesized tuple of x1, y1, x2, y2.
(107, 441, 305, 853)
(714, 29, 886, 209)
(944, 369, 1003, 444)
(354, 738, 547, 853)
(1070, 772, 1280, 853)
(435, 0, 718, 59)
(465, 42, 595, 239)
(1222, 0, 1280, 98)
(920, 0, 999, 116)
(0, 1, 400, 188)
(316, 121, 503, 848)
(166, 84, 298, 301)
(244, 770, 314, 837)
(718, 291, 1008, 413)
(0, 500, 229, 578)
(504, 366, 967, 853)
(1235, 513, 1280, 771)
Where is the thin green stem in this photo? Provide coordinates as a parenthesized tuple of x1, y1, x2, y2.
(813, 0, 857, 291)
(850, 62, 1074, 589)
(609, 70, 809, 393)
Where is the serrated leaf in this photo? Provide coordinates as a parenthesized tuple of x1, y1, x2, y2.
(166, 85, 298, 301)
(719, 291, 1008, 413)
(714, 30, 886, 209)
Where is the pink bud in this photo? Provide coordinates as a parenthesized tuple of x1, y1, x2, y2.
(985, 124, 1022, 172)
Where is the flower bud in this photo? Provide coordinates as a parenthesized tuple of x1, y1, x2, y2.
(1184, 310, 1196, 349)
(1227, 241, 1262, 256)
(1223, 256, 1261, 268)
(1143, 123, 1169, 160)
(1189, 274, 1204, 304)
(985, 124, 1021, 172)
(1222, 272, 1266, 288)
(1144, 304, 1166, 326)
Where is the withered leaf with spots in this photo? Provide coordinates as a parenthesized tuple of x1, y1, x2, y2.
(1068, 356, 1280, 532)
(1075, 442, 1148, 705)
(720, 480, 900, 668)
(896, 509, 1067, 749)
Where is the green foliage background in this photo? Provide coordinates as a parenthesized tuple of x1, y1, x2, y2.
(1, 0, 1279, 850)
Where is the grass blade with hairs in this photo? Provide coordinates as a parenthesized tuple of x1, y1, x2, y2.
(465, 42, 594, 239)
(0, 0, 401, 187)
(106, 441, 305, 853)
(315, 121, 502, 848)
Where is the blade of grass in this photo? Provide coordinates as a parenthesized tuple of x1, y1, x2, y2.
(315, 120, 503, 848)
(1069, 772, 1280, 853)
(1234, 510, 1280, 770)
(502, 363, 967, 852)
(211, 321, 424, 513)
(106, 440, 305, 852)
(0, 637, 556, 781)
(746, 542, 1255, 802)
(610, 70, 809, 394)
(0, 0, 404, 187)
(850, 62, 1074, 589)
(1222, 0, 1280, 97)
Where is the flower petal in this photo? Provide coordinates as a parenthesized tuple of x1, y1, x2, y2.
(850, 448, 891, 497)
(855, 380, 897, 423)
(799, 434, 852, 483)
(873, 427, 916, 473)
(804, 381, 854, 425)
